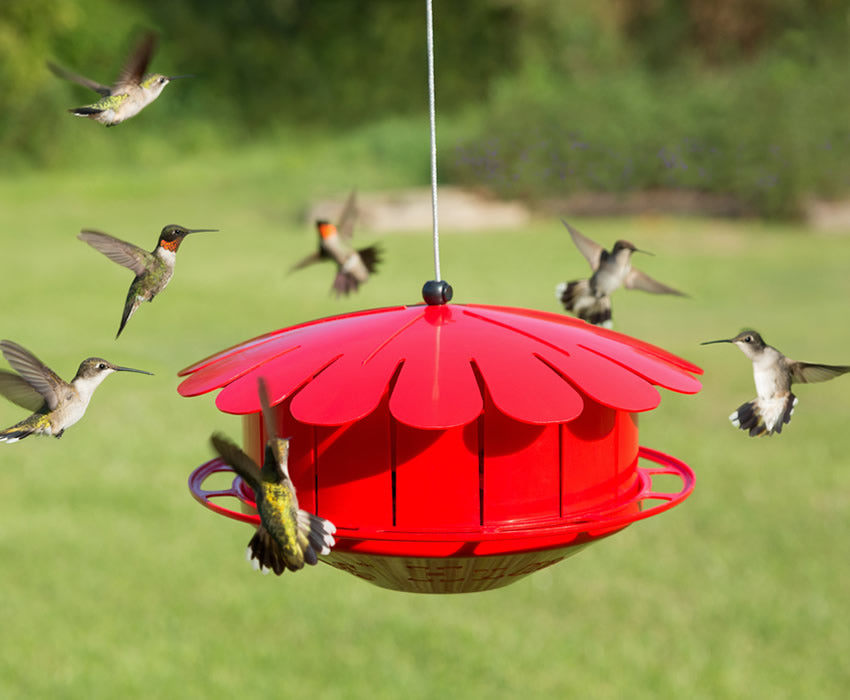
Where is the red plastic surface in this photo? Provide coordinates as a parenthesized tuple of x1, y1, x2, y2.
(178, 304, 702, 429)
(187, 445, 694, 558)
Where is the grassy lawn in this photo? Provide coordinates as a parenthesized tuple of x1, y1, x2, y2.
(0, 133, 849, 699)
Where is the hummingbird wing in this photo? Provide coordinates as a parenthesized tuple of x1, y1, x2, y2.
(78, 230, 152, 276)
(0, 340, 65, 411)
(562, 220, 604, 271)
(623, 268, 688, 296)
(336, 189, 358, 240)
(114, 31, 157, 92)
(47, 62, 112, 97)
(257, 377, 292, 481)
(789, 361, 850, 384)
(289, 250, 325, 272)
(257, 376, 277, 440)
(0, 371, 47, 412)
(210, 433, 263, 490)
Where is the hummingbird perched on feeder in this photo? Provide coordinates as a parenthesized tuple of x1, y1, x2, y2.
(209, 378, 336, 575)
(78, 224, 218, 338)
(47, 31, 191, 126)
(290, 190, 382, 296)
(0, 340, 152, 443)
(701, 330, 850, 437)
(555, 219, 686, 328)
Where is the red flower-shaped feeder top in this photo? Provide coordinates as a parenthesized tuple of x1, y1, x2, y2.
(178, 304, 702, 425)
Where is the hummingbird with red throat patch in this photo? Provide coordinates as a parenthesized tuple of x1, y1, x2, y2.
(210, 378, 336, 575)
(291, 190, 382, 296)
(555, 219, 686, 327)
(701, 330, 850, 436)
(79, 224, 217, 337)
(48, 31, 192, 126)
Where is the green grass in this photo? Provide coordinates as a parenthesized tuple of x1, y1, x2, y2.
(1, 134, 850, 699)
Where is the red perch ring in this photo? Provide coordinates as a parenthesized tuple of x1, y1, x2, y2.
(179, 303, 702, 593)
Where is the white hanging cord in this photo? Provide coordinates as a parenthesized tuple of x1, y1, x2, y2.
(426, 0, 441, 282)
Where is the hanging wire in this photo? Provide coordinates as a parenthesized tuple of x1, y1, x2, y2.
(426, 0, 441, 282)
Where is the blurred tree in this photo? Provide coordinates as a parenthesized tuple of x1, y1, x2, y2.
(618, 0, 849, 67)
(2, 0, 849, 215)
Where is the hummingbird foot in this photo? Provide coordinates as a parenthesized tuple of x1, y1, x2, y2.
(730, 394, 797, 437)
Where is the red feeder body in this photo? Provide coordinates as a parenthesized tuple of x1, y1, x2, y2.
(181, 303, 701, 593)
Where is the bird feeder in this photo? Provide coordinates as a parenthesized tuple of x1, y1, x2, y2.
(180, 302, 702, 593)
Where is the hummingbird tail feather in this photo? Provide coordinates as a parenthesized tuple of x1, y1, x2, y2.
(357, 245, 382, 274)
(247, 526, 287, 576)
(116, 299, 140, 338)
(297, 509, 337, 558)
(70, 107, 104, 116)
(730, 394, 797, 437)
(332, 271, 359, 297)
(0, 426, 35, 443)
(556, 280, 612, 327)
(0, 415, 51, 443)
(245, 547, 271, 575)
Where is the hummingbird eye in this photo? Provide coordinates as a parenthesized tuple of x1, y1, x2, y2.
(98, 362, 107, 370)
(744, 336, 752, 343)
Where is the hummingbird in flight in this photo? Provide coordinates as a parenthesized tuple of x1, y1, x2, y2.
(209, 377, 336, 575)
(48, 31, 191, 126)
(0, 340, 152, 443)
(555, 219, 686, 327)
(79, 224, 218, 338)
(290, 190, 382, 296)
(702, 330, 850, 437)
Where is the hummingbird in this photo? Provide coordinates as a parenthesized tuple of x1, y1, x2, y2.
(48, 31, 191, 126)
(0, 340, 152, 443)
(209, 378, 336, 575)
(78, 224, 218, 338)
(701, 330, 850, 437)
(555, 219, 686, 328)
(290, 190, 382, 296)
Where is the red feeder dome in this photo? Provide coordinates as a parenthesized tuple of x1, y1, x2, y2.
(179, 303, 702, 593)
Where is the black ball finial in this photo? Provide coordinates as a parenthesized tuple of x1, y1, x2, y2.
(422, 280, 453, 305)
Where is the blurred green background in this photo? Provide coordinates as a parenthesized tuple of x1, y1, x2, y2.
(3, 0, 850, 215)
(1, 1, 849, 698)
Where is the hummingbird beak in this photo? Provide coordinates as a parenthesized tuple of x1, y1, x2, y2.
(114, 365, 154, 375)
(185, 228, 218, 235)
(700, 338, 733, 346)
(634, 248, 654, 256)
(167, 74, 194, 81)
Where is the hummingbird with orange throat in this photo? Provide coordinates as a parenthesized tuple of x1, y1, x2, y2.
(702, 330, 850, 436)
(210, 378, 337, 575)
(291, 190, 382, 296)
(0, 340, 152, 443)
(555, 219, 686, 327)
(79, 224, 217, 337)
(48, 31, 191, 126)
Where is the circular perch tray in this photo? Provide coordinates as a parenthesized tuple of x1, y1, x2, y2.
(188, 445, 694, 593)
